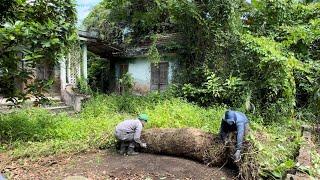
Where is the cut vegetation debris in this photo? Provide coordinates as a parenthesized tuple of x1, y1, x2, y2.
(142, 128, 259, 179)
(0, 94, 302, 179)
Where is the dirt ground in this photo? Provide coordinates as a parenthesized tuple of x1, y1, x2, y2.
(1, 150, 237, 180)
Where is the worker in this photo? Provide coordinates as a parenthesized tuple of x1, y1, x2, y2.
(114, 114, 148, 155)
(219, 110, 249, 162)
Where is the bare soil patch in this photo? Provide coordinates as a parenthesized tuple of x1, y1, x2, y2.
(2, 150, 237, 180)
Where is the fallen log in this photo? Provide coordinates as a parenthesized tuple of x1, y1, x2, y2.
(141, 128, 233, 166)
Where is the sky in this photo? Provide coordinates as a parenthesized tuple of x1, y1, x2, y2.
(76, 0, 102, 27)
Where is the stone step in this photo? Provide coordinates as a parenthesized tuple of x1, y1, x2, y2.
(0, 97, 63, 108)
(45, 105, 74, 113)
(0, 105, 75, 115)
(0, 96, 76, 115)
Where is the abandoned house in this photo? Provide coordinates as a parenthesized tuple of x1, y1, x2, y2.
(86, 32, 179, 95)
(0, 31, 178, 112)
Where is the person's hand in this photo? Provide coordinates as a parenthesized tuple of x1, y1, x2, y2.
(224, 140, 229, 146)
(141, 143, 147, 148)
(234, 150, 241, 162)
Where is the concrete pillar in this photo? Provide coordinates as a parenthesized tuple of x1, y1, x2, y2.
(60, 57, 67, 90)
(82, 43, 88, 81)
(77, 57, 81, 79)
(67, 53, 71, 84)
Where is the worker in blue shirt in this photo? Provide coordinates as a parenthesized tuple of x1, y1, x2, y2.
(219, 110, 249, 162)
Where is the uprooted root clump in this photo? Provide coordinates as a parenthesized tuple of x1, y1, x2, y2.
(142, 128, 259, 179)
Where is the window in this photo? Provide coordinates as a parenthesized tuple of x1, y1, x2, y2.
(151, 62, 169, 91)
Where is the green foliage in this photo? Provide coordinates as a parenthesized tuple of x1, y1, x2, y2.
(0, 109, 58, 142)
(240, 1, 320, 120)
(310, 150, 320, 177)
(83, 0, 320, 123)
(0, 0, 18, 23)
(180, 72, 246, 107)
(0, 94, 302, 179)
(145, 98, 225, 133)
(27, 79, 53, 106)
(0, 93, 223, 157)
(83, 2, 124, 45)
(147, 35, 161, 64)
(0, 0, 77, 105)
(87, 52, 110, 93)
(240, 34, 298, 118)
(84, 0, 174, 46)
(76, 78, 92, 95)
(118, 73, 134, 94)
(86, 0, 320, 121)
(249, 120, 302, 178)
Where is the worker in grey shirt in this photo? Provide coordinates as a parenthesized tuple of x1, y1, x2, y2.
(115, 114, 148, 155)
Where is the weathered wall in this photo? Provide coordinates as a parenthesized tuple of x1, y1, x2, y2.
(115, 55, 177, 94)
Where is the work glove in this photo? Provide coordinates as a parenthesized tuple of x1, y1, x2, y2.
(234, 150, 241, 162)
(141, 143, 147, 148)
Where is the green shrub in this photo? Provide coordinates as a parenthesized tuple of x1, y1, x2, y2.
(145, 98, 226, 133)
(0, 109, 58, 142)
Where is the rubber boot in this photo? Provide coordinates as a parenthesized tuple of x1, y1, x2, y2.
(127, 147, 139, 155)
(119, 142, 127, 155)
(234, 150, 241, 162)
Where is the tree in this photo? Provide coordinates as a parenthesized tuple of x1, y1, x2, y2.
(85, 0, 320, 120)
(0, 0, 77, 106)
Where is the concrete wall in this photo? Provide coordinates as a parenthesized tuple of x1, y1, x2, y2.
(115, 55, 177, 94)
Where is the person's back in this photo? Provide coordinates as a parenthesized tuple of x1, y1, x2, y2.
(233, 111, 248, 124)
(114, 114, 148, 155)
(224, 110, 248, 125)
(115, 119, 142, 136)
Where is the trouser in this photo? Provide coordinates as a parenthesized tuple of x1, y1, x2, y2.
(115, 131, 136, 148)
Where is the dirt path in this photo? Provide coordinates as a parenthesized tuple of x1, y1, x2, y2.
(2, 150, 237, 180)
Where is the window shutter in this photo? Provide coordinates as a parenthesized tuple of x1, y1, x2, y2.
(151, 62, 169, 91)
(151, 63, 160, 84)
(159, 62, 169, 85)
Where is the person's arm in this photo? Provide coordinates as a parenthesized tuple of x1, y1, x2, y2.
(133, 122, 143, 145)
(219, 120, 229, 142)
(236, 122, 245, 150)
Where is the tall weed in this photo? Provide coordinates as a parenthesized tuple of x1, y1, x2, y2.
(0, 93, 302, 179)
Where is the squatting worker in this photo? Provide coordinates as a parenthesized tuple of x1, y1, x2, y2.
(219, 110, 249, 162)
(114, 114, 148, 155)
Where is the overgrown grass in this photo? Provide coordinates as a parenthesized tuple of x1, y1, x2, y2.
(249, 120, 302, 178)
(311, 150, 320, 177)
(0, 93, 302, 178)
